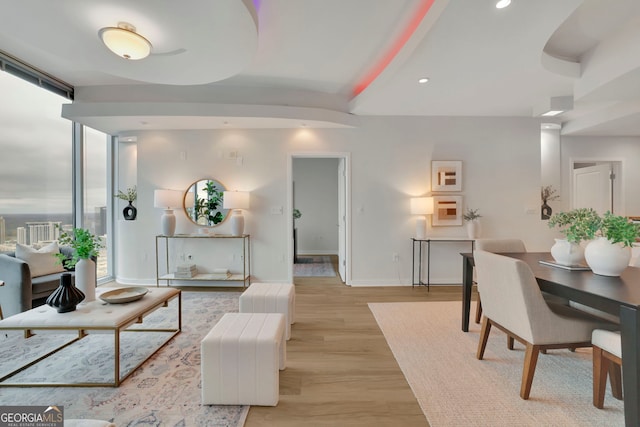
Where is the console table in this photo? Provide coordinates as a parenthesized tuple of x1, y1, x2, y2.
(155, 234, 251, 287)
(412, 237, 474, 290)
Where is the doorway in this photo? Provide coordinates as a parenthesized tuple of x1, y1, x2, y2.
(287, 153, 350, 284)
(571, 160, 623, 214)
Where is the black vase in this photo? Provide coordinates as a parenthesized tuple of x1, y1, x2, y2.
(46, 272, 85, 313)
(123, 201, 137, 220)
(541, 202, 552, 220)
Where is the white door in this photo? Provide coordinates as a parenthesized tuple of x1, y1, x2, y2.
(572, 163, 612, 214)
(337, 158, 346, 282)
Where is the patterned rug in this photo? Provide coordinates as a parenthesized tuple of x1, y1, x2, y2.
(369, 301, 624, 426)
(0, 291, 248, 427)
(293, 256, 336, 277)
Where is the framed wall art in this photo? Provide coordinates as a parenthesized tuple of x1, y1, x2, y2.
(432, 195, 463, 226)
(431, 160, 462, 192)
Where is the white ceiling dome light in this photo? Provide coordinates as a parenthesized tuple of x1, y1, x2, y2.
(99, 22, 151, 60)
(496, 0, 512, 9)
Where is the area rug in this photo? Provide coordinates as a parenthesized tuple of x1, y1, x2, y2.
(293, 255, 336, 277)
(0, 291, 248, 427)
(368, 301, 624, 427)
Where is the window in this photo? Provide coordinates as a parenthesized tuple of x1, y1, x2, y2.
(0, 70, 72, 251)
(0, 68, 113, 281)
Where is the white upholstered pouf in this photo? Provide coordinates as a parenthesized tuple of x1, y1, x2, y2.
(201, 312, 286, 406)
(239, 282, 295, 340)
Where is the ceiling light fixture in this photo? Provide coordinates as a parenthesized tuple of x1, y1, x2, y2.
(496, 0, 511, 9)
(418, 77, 430, 84)
(99, 22, 152, 60)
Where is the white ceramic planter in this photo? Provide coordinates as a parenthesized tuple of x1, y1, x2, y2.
(550, 238, 585, 266)
(75, 258, 97, 302)
(466, 220, 481, 239)
(584, 237, 631, 277)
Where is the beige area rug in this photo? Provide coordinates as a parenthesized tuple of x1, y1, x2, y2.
(293, 255, 336, 277)
(369, 301, 624, 427)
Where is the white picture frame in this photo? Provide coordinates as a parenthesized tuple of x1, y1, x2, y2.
(432, 195, 463, 226)
(431, 160, 462, 192)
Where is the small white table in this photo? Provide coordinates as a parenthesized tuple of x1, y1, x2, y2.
(0, 286, 181, 387)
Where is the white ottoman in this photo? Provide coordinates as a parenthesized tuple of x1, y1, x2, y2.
(239, 282, 295, 340)
(201, 312, 286, 406)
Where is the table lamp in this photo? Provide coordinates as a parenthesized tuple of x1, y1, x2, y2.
(411, 197, 434, 240)
(154, 189, 183, 236)
(223, 191, 250, 236)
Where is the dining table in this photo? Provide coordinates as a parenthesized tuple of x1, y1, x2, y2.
(460, 251, 640, 427)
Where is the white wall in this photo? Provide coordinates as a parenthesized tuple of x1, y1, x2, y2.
(116, 116, 562, 286)
(293, 158, 339, 255)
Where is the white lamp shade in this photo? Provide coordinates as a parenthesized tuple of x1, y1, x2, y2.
(411, 197, 434, 215)
(184, 191, 196, 208)
(99, 24, 151, 60)
(223, 191, 250, 210)
(154, 189, 183, 209)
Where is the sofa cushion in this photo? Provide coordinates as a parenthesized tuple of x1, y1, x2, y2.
(15, 241, 65, 278)
(32, 272, 68, 299)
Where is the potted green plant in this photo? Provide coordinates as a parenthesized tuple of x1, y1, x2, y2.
(56, 227, 104, 301)
(547, 208, 601, 243)
(115, 186, 137, 220)
(463, 208, 481, 238)
(549, 209, 640, 275)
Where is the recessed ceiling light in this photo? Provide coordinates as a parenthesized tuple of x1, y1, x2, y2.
(418, 77, 429, 84)
(496, 0, 511, 9)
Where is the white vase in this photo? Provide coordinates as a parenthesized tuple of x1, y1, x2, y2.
(466, 220, 481, 239)
(550, 238, 584, 266)
(75, 258, 96, 302)
(584, 237, 631, 277)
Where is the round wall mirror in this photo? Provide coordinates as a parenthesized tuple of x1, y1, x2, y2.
(184, 179, 230, 226)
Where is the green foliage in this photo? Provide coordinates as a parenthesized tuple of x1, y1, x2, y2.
(115, 186, 137, 202)
(463, 208, 481, 221)
(55, 227, 104, 269)
(601, 211, 640, 247)
(293, 208, 302, 220)
(548, 208, 640, 246)
(194, 181, 224, 225)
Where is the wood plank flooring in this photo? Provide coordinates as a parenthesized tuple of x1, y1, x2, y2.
(244, 261, 463, 427)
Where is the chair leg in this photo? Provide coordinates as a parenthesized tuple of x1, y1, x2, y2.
(593, 346, 608, 409)
(507, 335, 515, 350)
(476, 317, 492, 360)
(520, 344, 540, 400)
(475, 297, 482, 324)
(609, 361, 623, 401)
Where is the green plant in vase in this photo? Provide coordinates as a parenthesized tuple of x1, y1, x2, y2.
(115, 186, 137, 220)
(547, 208, 601, 243)
(600, 211, 640, 247)
(55, 227, 103, 269)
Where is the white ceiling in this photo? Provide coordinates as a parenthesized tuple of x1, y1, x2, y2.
(1, 0, 640, 136)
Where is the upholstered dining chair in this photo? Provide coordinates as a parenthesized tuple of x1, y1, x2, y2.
(592, 329, 623, 408)
(474, 239, 527, 324)
(474, 250, 617, 400)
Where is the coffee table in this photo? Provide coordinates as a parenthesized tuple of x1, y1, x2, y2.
(0, 286, 181, 387)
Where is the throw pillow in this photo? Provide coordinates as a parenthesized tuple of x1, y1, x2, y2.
(15, 241, 65, 278)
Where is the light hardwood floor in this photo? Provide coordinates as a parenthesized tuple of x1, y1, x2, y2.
(244, 258, 463, 427)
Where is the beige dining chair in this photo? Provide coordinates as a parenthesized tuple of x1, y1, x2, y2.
(474, 239, 527, 324)
(592, 329, 623, 408)
(474, 250, 617, 399)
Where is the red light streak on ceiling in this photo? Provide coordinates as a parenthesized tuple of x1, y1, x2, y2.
(352, 0, 435, 98)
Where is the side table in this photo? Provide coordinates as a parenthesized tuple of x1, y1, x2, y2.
(412, 238, 475, 290)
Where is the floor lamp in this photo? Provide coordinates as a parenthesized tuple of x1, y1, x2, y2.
(223, 191, 250, 236)
(411, 197, 434, 240)
(154, 189, 183, 236)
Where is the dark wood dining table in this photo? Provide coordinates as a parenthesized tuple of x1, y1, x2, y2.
(460, 251, 640, 427)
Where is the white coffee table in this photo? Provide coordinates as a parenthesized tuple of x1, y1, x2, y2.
(0, 286, 181, 387)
